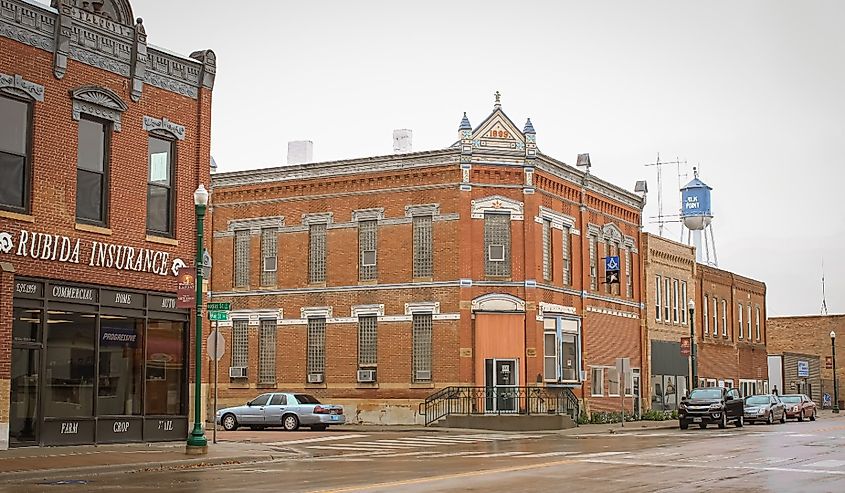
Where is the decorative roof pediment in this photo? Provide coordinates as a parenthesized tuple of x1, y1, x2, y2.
(602, 223, 624, 243)
(471, 293, 526, 313)
(471, 109, 525, 151)
(471, 195, 524, 220)
(69, 85, 128, 131)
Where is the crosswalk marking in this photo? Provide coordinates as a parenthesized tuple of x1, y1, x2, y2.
(304, 433, 544, 457)
(267, 434, 369, 446)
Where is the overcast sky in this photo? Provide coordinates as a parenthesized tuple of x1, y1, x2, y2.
(132, 0, 844, 317)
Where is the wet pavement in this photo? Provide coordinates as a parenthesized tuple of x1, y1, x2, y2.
(1, 414, 843, 492)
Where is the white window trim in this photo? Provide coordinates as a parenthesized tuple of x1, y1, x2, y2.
(351, 304, 385, 318)
(655, 275, 662, 321)
(721, 300, 727, 337)
(607, 367, 621, 397)
(591, 367, 605, 397)
(405, 301, 440, 315)
(488, 244, 506, 261)
(703, 295, 709, 334)
(301, 306, 333, 319)
(738, 303, 744, 339)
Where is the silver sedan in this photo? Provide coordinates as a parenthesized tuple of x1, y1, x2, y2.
(216, 392, 346, 431)
(743, 394, 786, 425)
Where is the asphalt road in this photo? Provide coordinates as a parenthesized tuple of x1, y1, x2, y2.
(6, 419, 845, 492)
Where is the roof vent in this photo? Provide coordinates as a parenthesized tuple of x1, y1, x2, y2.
(393, 129, 412, 153)
(287, 140, 313, 165)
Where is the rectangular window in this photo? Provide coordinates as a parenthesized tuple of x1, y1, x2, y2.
(260, 228, 277, 286)
(231, 319, 249, 370)
(625, 249, 633, 298)
(358, 219, 377, 281)
(146, 136, 174, 236)
(0, 95, 31, 212)
(747, 305, 752, 340)
(608, 367, 620, 396)
(145, 320, 185, 415)
(308, 223, 327, 283)
(703, 295, 709, 335)
(591, 367, 604, 396)
(589, 235, 598, 290)
(738, 303, 744, 339)
(76, 116, 109, 224)
(358, 316, 378, 368)
(484, 213, 511, 277)
(412, 313, 432, 382)
(542, 219, 552, 281)
(98, 317, 143, 416)
(672, 279, 679, 323)
(258, 319, 276, 385)
(755, 306, 761, 340)
(721, 300, 727, 337)
(664, 278, 671, 321)
(234, 229, 250, 288)
(713, 297, 718, 337)
(655, 276, 662, 321)
(412, 215, 433, 278)
(562, 227, 572, 285)
(307, 318, 326, 376)
(544, 326, 557, 380)
(681, 281, 687, 324)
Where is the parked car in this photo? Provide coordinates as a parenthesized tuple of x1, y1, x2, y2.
(743, 394, 786, 425)
(678, 387, 744, 430)
(216, 392, 346, 431)
(780, 394, 817, 422)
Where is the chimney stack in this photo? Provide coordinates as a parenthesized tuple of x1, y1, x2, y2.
(393, 129, 412, 154)
(287, 140, 313, 165)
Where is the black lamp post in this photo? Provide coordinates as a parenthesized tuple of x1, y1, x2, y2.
(689, 300, 697, 391)
(832, 331, 839, 414)
(187, 184, 209, 453)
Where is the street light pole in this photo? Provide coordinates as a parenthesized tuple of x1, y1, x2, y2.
(689, 300, 697, 391)
(187, 184, 209, 454)
(832, 331, 839, 414)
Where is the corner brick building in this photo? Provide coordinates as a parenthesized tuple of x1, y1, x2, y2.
(0, 0, 214, 447)
(767, 315, 845, 409)
(695, 264, 768, 397)
(209, 99, 645, 424)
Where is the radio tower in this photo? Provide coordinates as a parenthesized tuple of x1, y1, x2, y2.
(821, 260, 829, 315)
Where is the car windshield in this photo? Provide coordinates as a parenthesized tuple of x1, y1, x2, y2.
(745, 396, 769, 405)
(294, 394, 321, 405)
(780, 395, 801, 403)
(689, 389, 722, 400)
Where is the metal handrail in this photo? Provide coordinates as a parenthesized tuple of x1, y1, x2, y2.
(421, 385, 580, 426)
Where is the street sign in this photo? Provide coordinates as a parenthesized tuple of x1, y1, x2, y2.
(797, 360, 809, 378)
(206, 330, 225, 361)
(605, 256, 620, 285)
(680, 337, 691, 356)
(208, 311, 229, 321)
(207, 302, 231, 311)
(176, 267, 196, 308)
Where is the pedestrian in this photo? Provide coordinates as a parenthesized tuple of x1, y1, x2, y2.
(772, 385, 778, 397)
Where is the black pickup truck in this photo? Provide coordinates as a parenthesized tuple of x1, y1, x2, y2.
(678, 387, 744, 429)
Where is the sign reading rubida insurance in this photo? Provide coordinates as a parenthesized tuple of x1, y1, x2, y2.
(0, 228, 186, 276)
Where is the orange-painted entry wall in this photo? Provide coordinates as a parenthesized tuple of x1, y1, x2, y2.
(474, 313, 526, 387)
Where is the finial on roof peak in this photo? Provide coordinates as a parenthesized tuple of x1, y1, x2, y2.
(523, 118, 535, 134)
(494, 90, 501, 109)
(459, 112, 472, 131)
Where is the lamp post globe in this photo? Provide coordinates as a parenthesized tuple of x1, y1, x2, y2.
(187, 184, 209, 452)
(832, 331, 839, 414)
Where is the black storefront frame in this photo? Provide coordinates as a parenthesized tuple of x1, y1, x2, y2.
(10, 277, 190, 447)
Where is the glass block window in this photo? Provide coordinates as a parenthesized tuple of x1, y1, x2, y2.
(258, 319, 276, 385)
(413, 215, 433, 278)
(308, 223, 327, 283)
(357, 316, 378, 368)
(562, 227, 571, 285)
(412, 314, 433, 382)
(260, 228, 277, 286)
(542, 219, 552, 281)
(307, 318, 326, 376)
(484, 213, 511, 276)
(234, 229, 250, 288)
(231, 319, 249, 369)
(589, 235, 598, 290)
(625, 249, 633, 297)
(358, 219, 377, 281)
(655, 276, 662, 321)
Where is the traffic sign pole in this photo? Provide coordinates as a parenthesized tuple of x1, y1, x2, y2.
(213, 321, 218, 444)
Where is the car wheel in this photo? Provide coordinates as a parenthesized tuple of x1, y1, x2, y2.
(798, 410, 804, 422)
(736, 415, 744, 428)
(810, 409, 817, 422)
(766, 412, 773, 425)
(718, 413, 727, 429)
(679, 420, 689, 430)
(311, 424, 328, 431)
(699, 423, 707, 429)
(222, 413, 238, 431)
(283, 414, 300, 431)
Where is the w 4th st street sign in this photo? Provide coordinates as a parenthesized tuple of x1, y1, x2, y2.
(208, 311, 229, 321)
(207, 302, 231, 311)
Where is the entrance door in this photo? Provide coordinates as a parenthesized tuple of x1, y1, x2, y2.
(10, 347, 40, 446)
(485, 359, 518, 413)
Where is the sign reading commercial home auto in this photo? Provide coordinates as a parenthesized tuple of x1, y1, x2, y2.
(0, 228, 185, 276)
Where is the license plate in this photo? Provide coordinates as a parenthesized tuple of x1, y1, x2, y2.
(330, 415, 339, 421)
(693, 418, 702, 423)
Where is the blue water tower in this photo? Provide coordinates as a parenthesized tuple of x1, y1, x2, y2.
(680, 167, 717, 265)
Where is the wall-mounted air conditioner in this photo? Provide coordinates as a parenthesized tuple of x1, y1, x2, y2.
(357, 369, 376, 382)
(307, 373, 324, 384)
(229, 367, 248, 378)
(415, 370, 431, 381)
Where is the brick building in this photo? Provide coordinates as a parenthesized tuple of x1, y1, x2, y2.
(695, 264, 768, 397)
(0, 0, 215, 447)
(209, 98, 645, 424)
(641, 233, 696, 411)
(768, 315, 845, 409)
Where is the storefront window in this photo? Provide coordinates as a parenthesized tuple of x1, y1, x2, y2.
(44, 311, 96, 418)
(145, 320, 185, 415)
(13, 307, 41, 343)
(98, 316, 143, 415)
(10, 347, 39, 444)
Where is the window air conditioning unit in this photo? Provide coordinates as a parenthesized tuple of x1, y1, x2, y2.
(488, 244, 505, 262)
(263, 256, 277, 272)
(357, 369, 376, 382)
(361, 250, 377, 267)
(229, 367, 248, 378)
(307, 372, 324, 384)
(415, 370, 431, 381)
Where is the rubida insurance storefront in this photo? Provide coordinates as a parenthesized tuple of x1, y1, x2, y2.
(2, 232, 191, 447)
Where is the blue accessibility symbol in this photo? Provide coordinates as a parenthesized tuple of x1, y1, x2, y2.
(605, 256, 620, 271)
